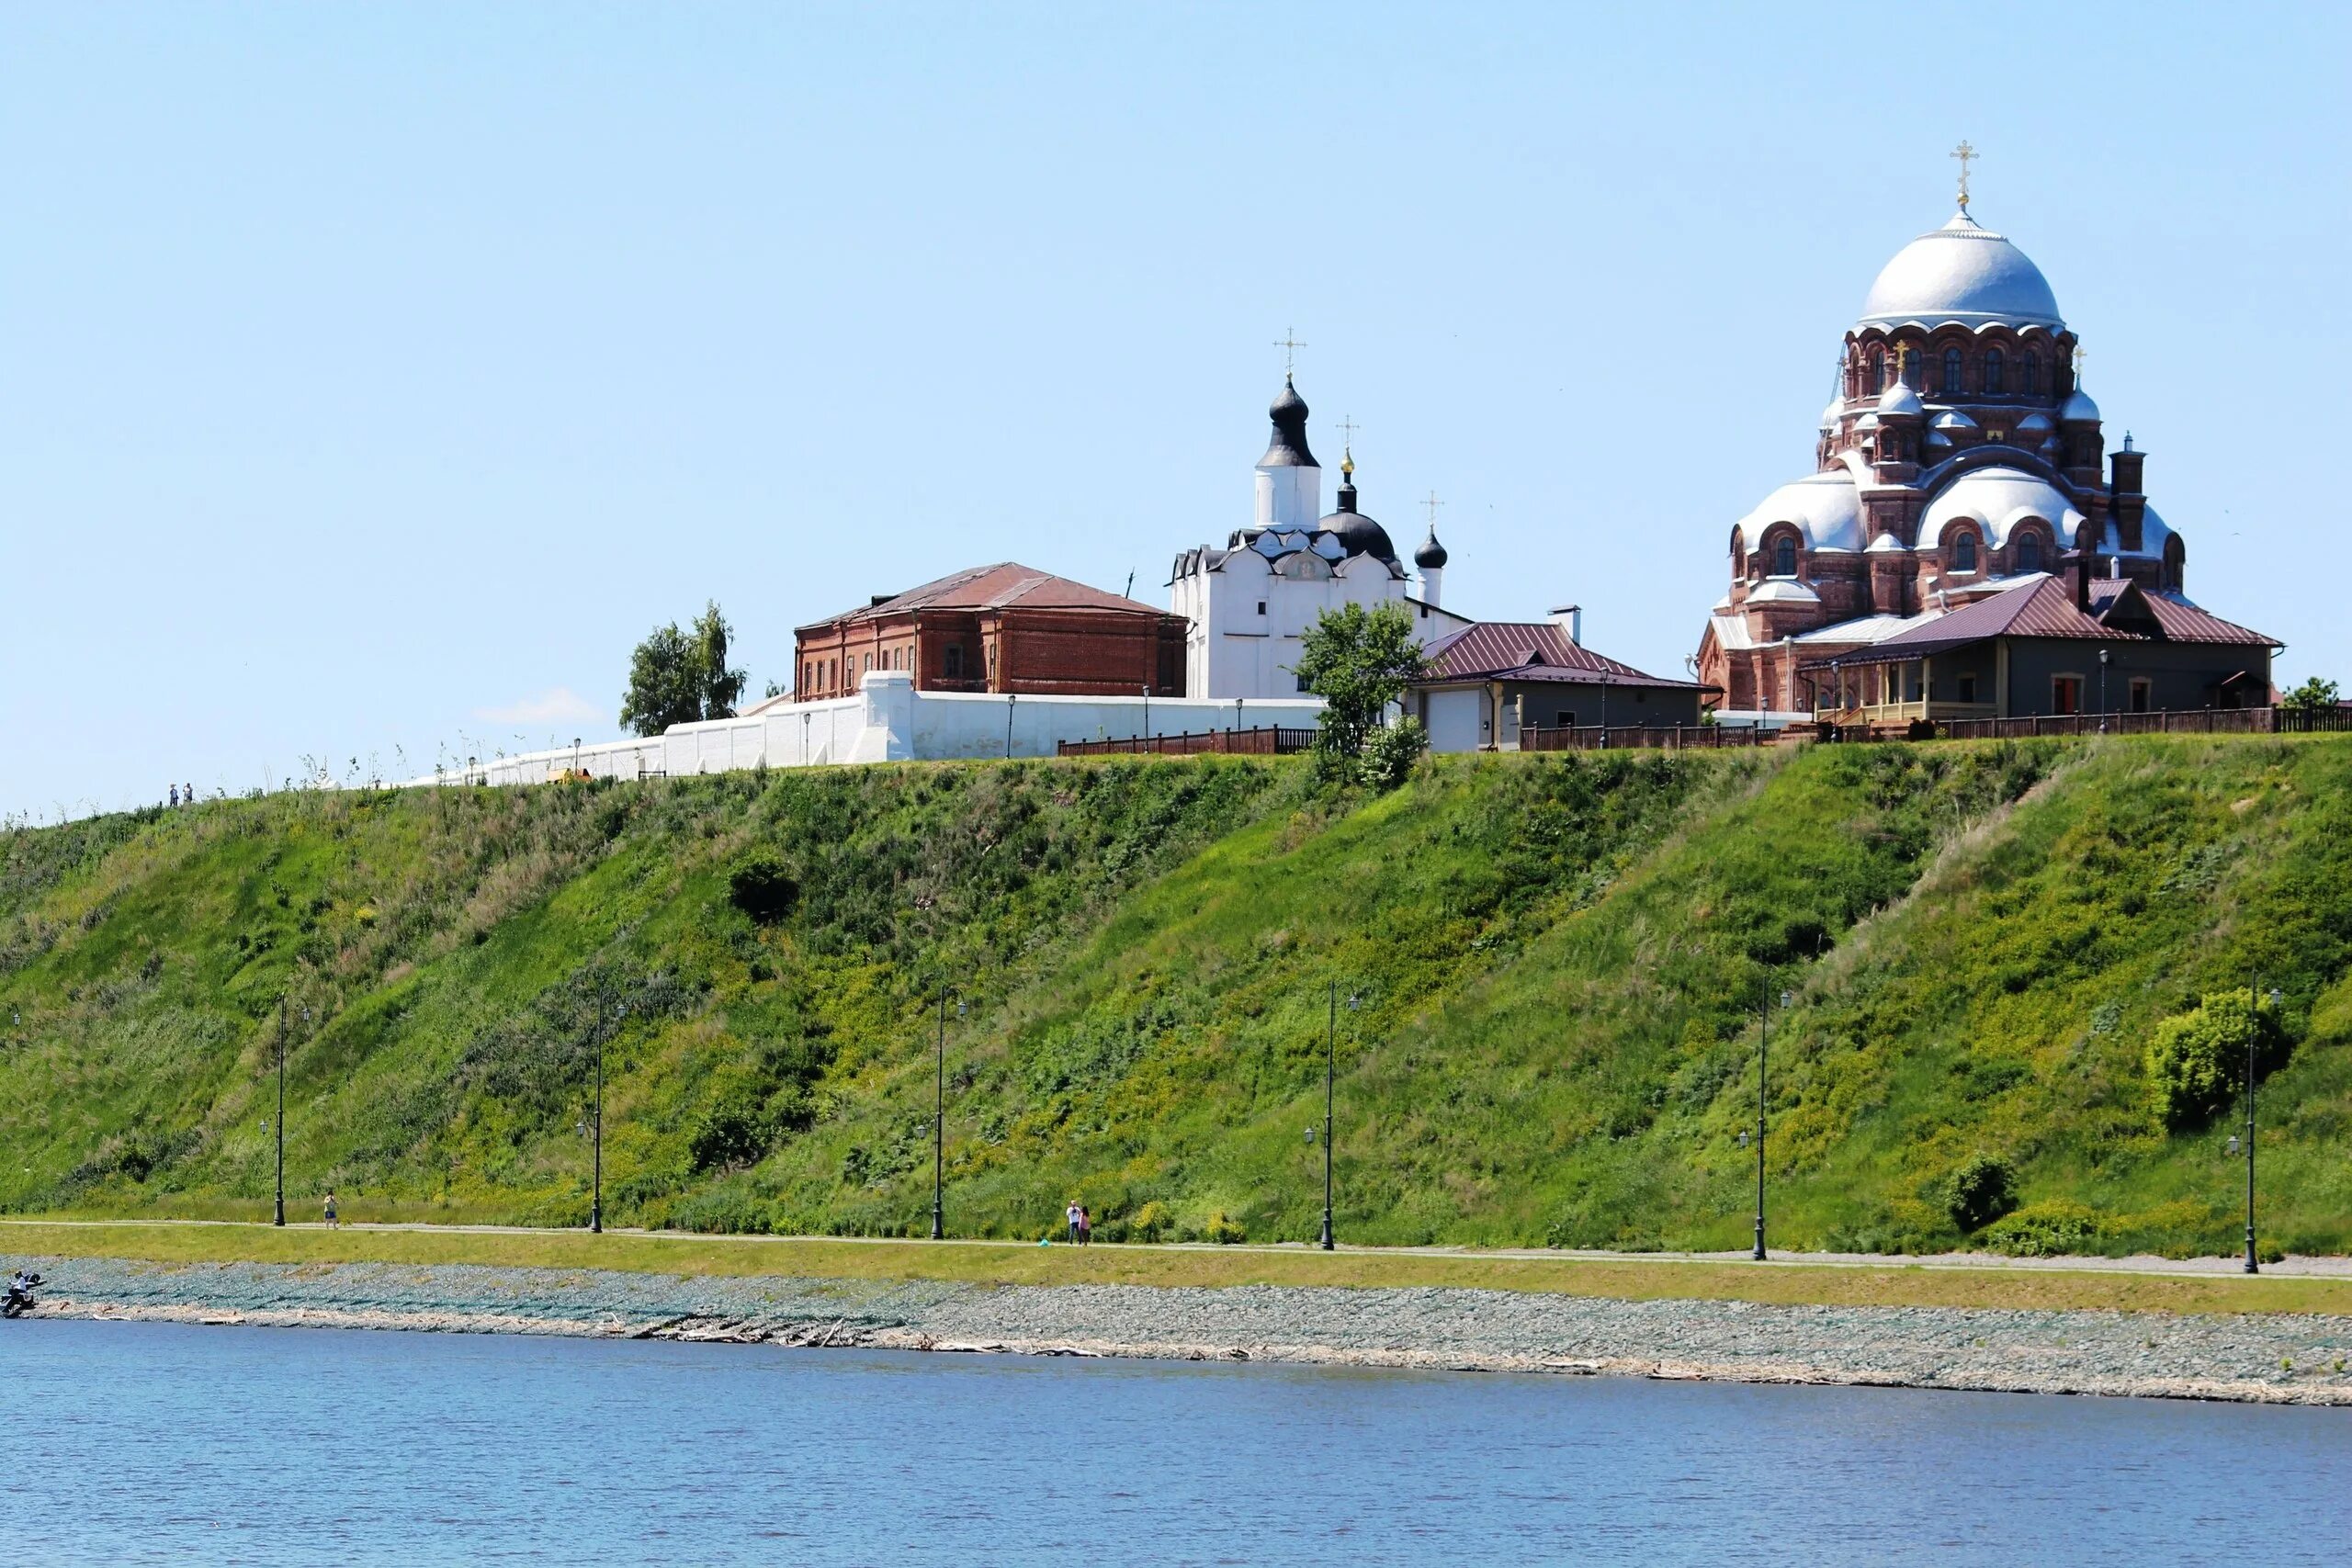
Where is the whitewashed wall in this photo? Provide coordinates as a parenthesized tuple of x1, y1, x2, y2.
(408, 673, 1323, 788)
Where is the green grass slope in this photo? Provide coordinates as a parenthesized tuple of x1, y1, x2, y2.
(3, 737, 2348, 1256)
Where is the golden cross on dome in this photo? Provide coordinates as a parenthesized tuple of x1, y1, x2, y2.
(1273, 327, 1307, 378)
(1336, 415, 1359, 474)
(1951, 140, 1977, 209)
(2073, 344, 2088, 377)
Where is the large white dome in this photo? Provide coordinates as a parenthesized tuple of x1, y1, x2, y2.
(1858, 211, 2064, 332)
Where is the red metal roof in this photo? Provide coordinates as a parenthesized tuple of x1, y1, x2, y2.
(1419, 622, 1703, 688)
(801, 563, 1167, 632)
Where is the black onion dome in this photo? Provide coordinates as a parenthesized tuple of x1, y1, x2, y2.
(1259, 377, 1318, 468)
(1317, 474, 1397, 563)
(1414, 527, 1449, 570)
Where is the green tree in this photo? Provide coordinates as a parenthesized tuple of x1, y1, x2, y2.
(2144, 987, 2289, 1128)
(2280, 677, 2340, 716)
(1294, 601, 1425, 760)
(619, 601, 748, 738)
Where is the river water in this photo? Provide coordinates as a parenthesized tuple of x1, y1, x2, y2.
(1, 1319, 2344, 1564)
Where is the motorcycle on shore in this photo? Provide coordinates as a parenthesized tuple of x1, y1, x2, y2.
(4, 1272, 41, 1317)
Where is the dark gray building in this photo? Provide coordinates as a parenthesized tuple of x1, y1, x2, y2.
(1409, 616, 1708, 751)
(1804, 558, 2276, 723)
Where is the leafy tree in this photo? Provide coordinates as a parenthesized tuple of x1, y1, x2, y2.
(1294, 601, 1425, 760)
(2145, 987, 2288, 1128)
(619, 601, 748, 738)
(2280, 677, 2340, 716)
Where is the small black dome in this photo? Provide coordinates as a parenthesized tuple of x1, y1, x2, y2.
(1414, 528, 1449, 570)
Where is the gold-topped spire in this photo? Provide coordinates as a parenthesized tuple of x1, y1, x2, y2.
(1951, 139, 1977, 210)
(1336, 415, 1358, 475)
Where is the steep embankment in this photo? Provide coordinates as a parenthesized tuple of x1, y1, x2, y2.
(4, 738, 2349, 1255)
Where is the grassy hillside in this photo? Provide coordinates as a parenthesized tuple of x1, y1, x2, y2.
(4, 737, 2349, 1257)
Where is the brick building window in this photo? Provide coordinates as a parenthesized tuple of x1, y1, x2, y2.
(2016, 533, 2042, 573)
(1984, 349, 2004, 395)
(1951, 532, 1978, 573)
(1772, 536, 1797, 577)
(2023, 352, 2041, 394)
(1866, 351, 1884, 394)
(944, 646, 963, 679)
(1941, 348, 1963, 395)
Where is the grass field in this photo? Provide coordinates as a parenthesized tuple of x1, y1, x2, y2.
(7, 1220, 2348, 1318)
(5, 736, 2351, 1257)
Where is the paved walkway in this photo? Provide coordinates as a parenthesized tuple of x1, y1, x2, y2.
(7, 1216, 2345, 1280)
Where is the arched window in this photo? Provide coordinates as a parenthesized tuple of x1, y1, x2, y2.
(1773, 536, 1798, 576)
(2164, 536, 2186, 592)
(1867, 351, 1884, 394)
(1952, 532, 1978, 572)
(1941, 348, 1964, 395)
(1984, 349, 2005, 395)
(2022, 352, 2041, 395)
(2015, 532, 2041, 573)
(1729, 526, 1746, 568)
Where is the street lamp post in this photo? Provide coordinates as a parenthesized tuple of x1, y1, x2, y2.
(932, 984, 961, 1241)
(2098, 649, 2110, 735)
(1753, 986, 1792, 1261)
(2245, 980, 2280, 1274)
(1319, 986, 1357, 1250)
(274, 1000, 288, 1226)
(586, 987, 627, 1235)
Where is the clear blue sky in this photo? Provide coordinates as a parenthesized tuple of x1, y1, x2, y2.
(6, 3, 2347, 818)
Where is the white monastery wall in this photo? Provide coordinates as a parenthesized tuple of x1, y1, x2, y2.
(414, 672, 1321, 788)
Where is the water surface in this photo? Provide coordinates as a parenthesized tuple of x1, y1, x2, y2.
(2, 1320, 2344, 1564)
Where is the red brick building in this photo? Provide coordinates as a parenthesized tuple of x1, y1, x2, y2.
(1697, 189, 2271, 720)
(794, 562, 1187, 701)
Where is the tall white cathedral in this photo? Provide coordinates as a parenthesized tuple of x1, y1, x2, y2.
(1168, 377, 1471, 698)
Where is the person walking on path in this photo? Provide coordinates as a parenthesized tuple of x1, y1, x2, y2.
(1078, 1205, 1091, 1247)
(1066, 1201, 1081, 1246)
(322, 1190, 339, 1229)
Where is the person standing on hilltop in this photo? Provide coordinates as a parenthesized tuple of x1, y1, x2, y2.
(167, 784, 178, 808)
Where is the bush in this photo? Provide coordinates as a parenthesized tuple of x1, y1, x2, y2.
(1129, 1200, 1171, 1242)
(2145, 989, 2287, 1128)
(1939, 1153, 2018, 1232)
(1979, 1200, 2101, 1258)
(1359, 718, 1430, 792)
(726, 855, 798, 925)
(1204, 1209, 1247, 1245)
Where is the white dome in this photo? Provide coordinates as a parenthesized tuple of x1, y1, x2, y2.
(1858, 211, 2064, 332)
(1917, 465, 2086, 549)
(1819, 397, 1841, 429)
(1877, 379, 1924, 416)
(1736, 469, 1863, 554)
(2061, 386, 2100, 422)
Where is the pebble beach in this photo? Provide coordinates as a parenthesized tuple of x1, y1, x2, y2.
(10, 1253, 2351, 1407)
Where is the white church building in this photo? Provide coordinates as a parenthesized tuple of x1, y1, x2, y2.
(1168, 377, 1473, 698)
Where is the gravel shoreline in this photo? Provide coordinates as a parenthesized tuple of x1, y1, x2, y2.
(9, 1254, 2351, 1406)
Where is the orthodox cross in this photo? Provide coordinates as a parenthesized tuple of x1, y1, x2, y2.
(2073, 344, 2088, 378)
(1951, 140, 1977, 209)
(1273, 327, 1307, 378)
(1336, 415, 1358, 448)
(1423, 491, 1444, 530)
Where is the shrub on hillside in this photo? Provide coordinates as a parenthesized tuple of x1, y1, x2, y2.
(2144, 988, 2287, 1128)
(1938, 1153, 2018, 1232)
(1128, 1201, 1172, 1242)
(1204, 1209, 1247, 1245)
(1359, 718, 1430, 792)
(1979, 1199, 2101, 1258)
(727, 855, 799, 925)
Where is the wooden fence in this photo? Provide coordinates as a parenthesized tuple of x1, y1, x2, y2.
(1519, 723, 1775, 753)
(1905, 705, 2352, 743)
(1056, 726, 1318, 758)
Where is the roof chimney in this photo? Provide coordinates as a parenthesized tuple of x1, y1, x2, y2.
(2075, 545, 2092, 612)
(1550, 604, 1583, 646)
